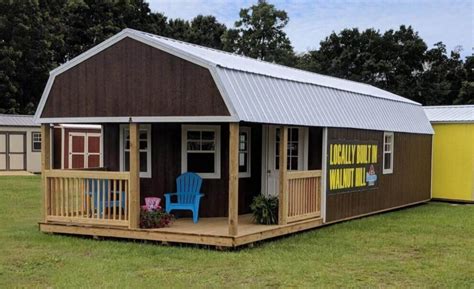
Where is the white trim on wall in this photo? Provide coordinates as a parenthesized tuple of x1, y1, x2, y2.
(181, 124, 221, 179)
(68, 132, 86, 169)
(303, 127, 309, 171)
(383, 131, 394, 174)
(119, 124, 152, 178)
(260, 125, 269, 197)
(321, 127, 328, 223)
(238, 126, 251, 178)
(31, 131, 42, 152)
(37, 116, 237, 124)
(430, 135, 434, 199)
(60, 126, 65, 169)
(100, 128, 104, 168)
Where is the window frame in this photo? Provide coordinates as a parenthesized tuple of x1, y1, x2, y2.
(274, 127, 308, 171)
(238, 127, 251, 178)
(119, 124, 152, 178)
(383, 132, 394, 174)
(31, 132, 42, 152)
(181, 125, 221, 179)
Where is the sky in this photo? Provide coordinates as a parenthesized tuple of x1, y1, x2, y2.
(147, 0, 473, 59)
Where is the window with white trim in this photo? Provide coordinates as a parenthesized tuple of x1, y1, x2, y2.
(239, 127, 251, 178)
(181, 125, 221, 179)
(120, 124, 151, 178)
(383, 132, 394, 174)
(275, 127, 303, 170)
(32, 132, 41, 152)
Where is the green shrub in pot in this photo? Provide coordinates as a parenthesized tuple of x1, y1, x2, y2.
(250, 195, 279, 225)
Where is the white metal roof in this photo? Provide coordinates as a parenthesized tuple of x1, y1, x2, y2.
(424, 105, 474, 123)
(0, 114, 39, 127)
(36, 29, 434, 134)
(219, 68, 432, 133)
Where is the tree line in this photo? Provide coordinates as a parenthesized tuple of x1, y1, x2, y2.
(1, 0, 472, 114)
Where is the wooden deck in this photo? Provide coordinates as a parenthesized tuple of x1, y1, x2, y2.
(39, 214, 323, 248)
(40, 124, 324, 248)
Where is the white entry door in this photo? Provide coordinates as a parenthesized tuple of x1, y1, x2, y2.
(265, 126, 308, 196)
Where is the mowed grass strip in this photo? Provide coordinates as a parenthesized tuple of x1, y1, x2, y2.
(0, 176, 473, 288)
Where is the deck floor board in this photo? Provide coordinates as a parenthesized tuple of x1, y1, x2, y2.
(151, 214, 279, 237)
(40, 214, 323, 247)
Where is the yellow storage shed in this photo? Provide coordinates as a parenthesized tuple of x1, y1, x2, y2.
(425, 105, 474, 202)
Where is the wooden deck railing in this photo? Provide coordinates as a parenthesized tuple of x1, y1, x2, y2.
(44, 170, 130, 227)
(286, 170, 321, 222)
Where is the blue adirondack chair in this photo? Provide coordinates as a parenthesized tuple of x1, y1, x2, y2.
(164, 172, 204, 223)
(86, 179, 126, 217)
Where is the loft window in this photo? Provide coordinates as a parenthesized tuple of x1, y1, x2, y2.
(32, 132, 41, 152)
(239, 127, 251, 178)
(120, 124, 152, 178)
(383, 132, 394, 174)
(181, 125, 221, 179)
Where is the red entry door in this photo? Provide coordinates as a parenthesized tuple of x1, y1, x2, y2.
(68, 132, 102, 169)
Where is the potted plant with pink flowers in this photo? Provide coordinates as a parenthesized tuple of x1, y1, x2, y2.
(139, 197, 174, 229)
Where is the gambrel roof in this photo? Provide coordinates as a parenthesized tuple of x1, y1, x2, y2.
(36, 28, 433, 134)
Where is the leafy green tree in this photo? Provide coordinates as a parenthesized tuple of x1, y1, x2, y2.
(297, 28, 389, 83)
(188, 15, 227, 49)
(0, 46, 21, 113)
(296, 25, 473, 105)
(419, 43, 465, 105)
(0, 0, 67, 114)
(64, 0, 167, 61)
(381, 26, 427, 102)
(166, 18, 192, 41)
(223, 0, 296, 66)
(296, 26, 430, 103)
(455, 56, 474, 104)
(0, 0, 168, 114)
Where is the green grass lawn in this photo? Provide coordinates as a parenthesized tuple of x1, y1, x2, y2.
(0, 176, 473, 288)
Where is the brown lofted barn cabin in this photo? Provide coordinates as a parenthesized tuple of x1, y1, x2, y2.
(35, 29, 434, 248)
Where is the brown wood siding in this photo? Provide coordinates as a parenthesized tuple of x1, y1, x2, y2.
(326, 128, 432, 222)
(102, 122, 261, 217)
(42, 37, 230, 118)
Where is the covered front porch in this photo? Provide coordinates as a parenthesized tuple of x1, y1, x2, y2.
(39, 123, 325, 247)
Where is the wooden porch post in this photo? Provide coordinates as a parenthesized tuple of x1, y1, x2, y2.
(129, 123, 140, 229)
(278, 126, 288, 225)
(228, 123, 239, 236)
(41, 124, 51, 222)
